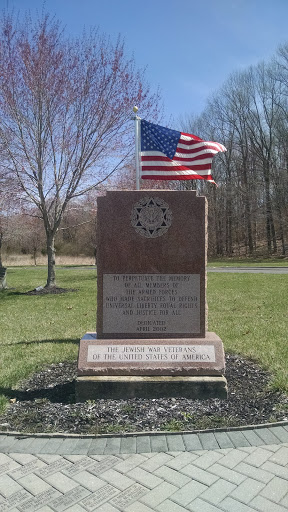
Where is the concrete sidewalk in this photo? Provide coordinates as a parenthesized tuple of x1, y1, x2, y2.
(0, 425, 288, 511)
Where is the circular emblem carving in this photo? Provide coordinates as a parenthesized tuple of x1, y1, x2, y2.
(131, 196, 172, 238)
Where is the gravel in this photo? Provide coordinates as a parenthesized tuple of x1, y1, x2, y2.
(0, 354, 287, 434)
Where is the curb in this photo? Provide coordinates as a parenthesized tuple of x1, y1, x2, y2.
(1, 419, 288, 439)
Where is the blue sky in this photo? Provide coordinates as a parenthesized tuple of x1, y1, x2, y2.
(1, 0, 288, 128)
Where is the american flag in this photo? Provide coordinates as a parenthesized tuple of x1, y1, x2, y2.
(140, 120, 226, 184)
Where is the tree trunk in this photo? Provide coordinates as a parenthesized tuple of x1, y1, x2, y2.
(46, 233, 56, 288)
(0, 231, 3, 267)
(216, 218, 224, 256)
(241, 163, 254, 256)
(263, 163, 277, 254)
(225, 174, 233, 256)
(33, 247, 37, 266)
(276, 207, 286, 256)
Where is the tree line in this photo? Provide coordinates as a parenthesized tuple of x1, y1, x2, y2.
(0, 198, 97, 265)
(182, 45, 288, 258)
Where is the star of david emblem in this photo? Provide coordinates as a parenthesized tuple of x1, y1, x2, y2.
(131, 196, 172, 238)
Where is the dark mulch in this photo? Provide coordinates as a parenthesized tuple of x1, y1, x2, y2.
(0, 354, 287, 434)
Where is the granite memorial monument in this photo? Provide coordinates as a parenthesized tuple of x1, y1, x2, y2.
(76, 190, 227, 399)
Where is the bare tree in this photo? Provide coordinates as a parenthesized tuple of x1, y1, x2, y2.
(183, 50, 288, 259)
(244, 62, 283, 254)
(212, 71, 257, 255)
(0, 12, 161, 287)
(0, 168, 16, 268)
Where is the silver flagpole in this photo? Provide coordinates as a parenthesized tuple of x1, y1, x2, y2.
(133, 106, 141, 190)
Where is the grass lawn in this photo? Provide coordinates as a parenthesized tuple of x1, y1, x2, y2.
(208, 273, 288, 391)
(0, 266, 97, 411)
(0, 265, 287, 413)
(208, 258, 288, 267)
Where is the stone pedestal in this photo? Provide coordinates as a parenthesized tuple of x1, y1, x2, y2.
(76, 376, 228, 400)
(76, 191, 227, 400)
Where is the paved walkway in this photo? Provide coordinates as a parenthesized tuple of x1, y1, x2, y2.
(0, 424, 288, 511)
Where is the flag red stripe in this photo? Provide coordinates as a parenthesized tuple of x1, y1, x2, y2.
(142, 164, 212, 172)
(173, 155, 214, 162)
(141, 155, 213, 163)
(141, 174, 214, 181)
(179, 138, 224, 147)
(180, 132, 203, 141)
(141, 156, 171, 162)
(178, 139, 203, 146)
(176, 146, 222, 154)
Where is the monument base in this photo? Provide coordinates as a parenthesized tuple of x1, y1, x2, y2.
(76, 375, 228, 401)
(76, 332, 228, 401)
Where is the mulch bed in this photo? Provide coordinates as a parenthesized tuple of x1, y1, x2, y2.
(0, 354, 287, 435)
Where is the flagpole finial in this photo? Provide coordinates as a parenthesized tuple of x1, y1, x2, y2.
(133, 106, 139, 113)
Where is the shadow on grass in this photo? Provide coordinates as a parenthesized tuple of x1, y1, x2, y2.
(3, 290, 35, 296)
(15, 289, 78, 296)
(4, 338, 79, 346)
(0, 290, 25, 298)
(0, 290, 62, 300)
(0, 381, 75, 404)
(60, 272, 97, 281)
(56, 265, 96, 268)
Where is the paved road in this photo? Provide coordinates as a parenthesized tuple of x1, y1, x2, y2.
(1, 424, 288, 511)
(55, 265, 288, 274)
(58, 265, 288, 274)
(208, 266, 288, 274)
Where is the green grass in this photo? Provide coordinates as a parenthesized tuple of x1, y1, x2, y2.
(0, 266, 287, 415)
(208, 273, 288, 391)
(0, 266, 96, 407)
(208, 258, 288, 267)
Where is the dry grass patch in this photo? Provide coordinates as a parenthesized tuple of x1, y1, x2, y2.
(2, 254, 95, 266)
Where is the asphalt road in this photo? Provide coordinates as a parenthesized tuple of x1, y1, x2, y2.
(58, 266, 288, 274)
(207, 266, 288, 274)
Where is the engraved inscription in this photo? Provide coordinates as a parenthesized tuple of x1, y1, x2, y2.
(81, 484, 119, 510)
(63, 457, 96, 476)
(88, 456, 119, 476)
(131, 196, 172, 238)
(10, 460, 44, 480)
(0, 490, 31, 512)
(0, 500, 9, 512)
(88, 344, 215, 363)
(0, 462, 11, 475)
(49, 486, 90, 512)
(18, 489, 61, 512)
(37, 458, 72, 477)
(111, 483, 148, 510)
(103, 274, 200, 334)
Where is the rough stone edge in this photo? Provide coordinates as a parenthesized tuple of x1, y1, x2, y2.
(0, 419, 287, 439)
